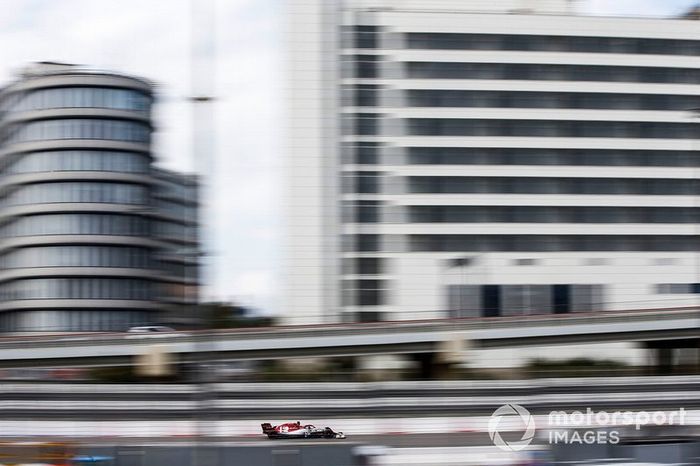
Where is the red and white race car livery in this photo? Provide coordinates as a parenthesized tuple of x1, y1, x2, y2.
(261, 421, 346, 439)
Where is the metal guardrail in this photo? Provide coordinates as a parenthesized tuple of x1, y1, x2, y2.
(0, 388, 698, 419)
(2, 375, 700, 393)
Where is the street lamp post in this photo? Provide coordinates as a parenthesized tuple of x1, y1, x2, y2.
(189, 0, 216, 457)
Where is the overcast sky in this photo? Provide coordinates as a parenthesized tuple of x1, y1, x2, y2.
(0, 0, 696, 314)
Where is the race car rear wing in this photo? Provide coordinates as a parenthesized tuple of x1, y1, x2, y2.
(261, 423, 274, 434)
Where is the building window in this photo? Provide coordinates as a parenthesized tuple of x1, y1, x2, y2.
(404, 62, 700, 85)
(482, 285, 501, 317)
(508, 285, 552, 315)
(0, 246, 154, 269)
(584, 258, 609, 266)
(0, 213, 150, 237)
(357, 142, 380, 164)
(410, 235, 700, 252)
(6, 150, 150, 174)
(343, 257, 384, 275)
(552, 284, 570, 314)
(447, 284, 481, 318)
(357, 172, 381, 193)
(343, 234, 381, 252)
(353, 55, 381, 78)
(653, 258, 679, 266)
(6, 87, 150, 113)
(2, 182, 148, 206)
(342, 171, 381, 193)
(342, 278, 388, 306)
(0, 278, 155, 301)
(352, 25, 379, 49)
(407, 206, 700, 224)
(404, 33, 700, 56)
(405, 147, 700, 167)
(404, 89, 700, 111)
(0, 309, 153, 332)
(4, 119, 151, 144)
(405, 118, 696, 139)
(407, 177, 700, 196)
(656, 283, 700, 294)
(343, 200, 381, 223)
(342, 142, 382, 165)
(354, 113, 381, 135)
(355, 311, 382, 322)
(356, 85, 381, 106)
(513, 258, 538, 266)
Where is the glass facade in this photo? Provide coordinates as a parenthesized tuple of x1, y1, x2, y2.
(342, 25, 380, 49)
(342, 142, 382, 164)
(151, 170, 199, 309)
(0, 246, 155, 269)
(157, 177, 197, 201)
(2, 119, 150, 144)
(406, 148, 700, 167)
(408, 177, 700, 195)
(408, 206, 700, 223)
(155, 221, 197, 242)
(0, 278, 155, 301)
(343, 200, 382, 223)
(0, 214, 151, 237)
(342, 279, 388, 306)
(410, 235, 700, 252)
(342, 84, 381, 106)
(0, 310, 154, 333)
(0, 68, 199, 332)
(155, 198, 197, 219)
(345, 113, 382, 135)
(342, 171, 381, 193)
(657, 283, 700, 294)
(2, 182, 148, 206)
(405, 62, 700, 84)
(343, 234, 381, 252)
(3, 87, 150, 113)
(343, 257, 384, 275)
(447, 283, 604, 318)
(406, 118, 696, 138)
(6, 150, 150, 174)
(405, 90, 700, 110)
(405, 33, 700, 55)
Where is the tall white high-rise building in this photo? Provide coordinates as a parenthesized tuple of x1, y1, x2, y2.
(285, 0, 700, 325)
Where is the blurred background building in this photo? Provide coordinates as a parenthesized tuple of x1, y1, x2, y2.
(286, 0, 700, 324)
(0, 62, 199, 333)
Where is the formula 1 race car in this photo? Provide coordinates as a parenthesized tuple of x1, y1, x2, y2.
(261, 421, 346, 439)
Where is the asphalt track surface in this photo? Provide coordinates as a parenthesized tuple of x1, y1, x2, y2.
(7, 428, 700, 448)
(0, 433, 505, 448)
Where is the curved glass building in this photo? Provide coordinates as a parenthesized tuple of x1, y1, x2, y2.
(0, 62, 198, 332)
